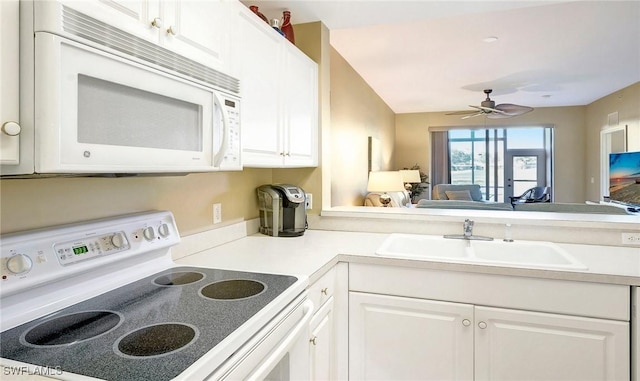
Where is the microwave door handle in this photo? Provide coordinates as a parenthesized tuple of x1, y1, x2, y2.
(245, 300, 314, 380)
(212, 92, 229, 168)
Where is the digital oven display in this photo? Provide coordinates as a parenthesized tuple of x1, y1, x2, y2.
(73, 245, 89, 255)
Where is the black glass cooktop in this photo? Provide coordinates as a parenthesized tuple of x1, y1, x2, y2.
(0, 267, 298, 381)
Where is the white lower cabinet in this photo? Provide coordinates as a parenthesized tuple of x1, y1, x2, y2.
(349, 263, 630, 381)
(307, 265, 340, 380)
(309, 296, 335, 380)
(349, 292, 473, 380)
(474, 306, 629, 381)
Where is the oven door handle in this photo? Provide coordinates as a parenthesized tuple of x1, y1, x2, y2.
(246, 299, 315, 380)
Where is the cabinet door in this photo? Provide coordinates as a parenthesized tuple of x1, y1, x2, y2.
(475, 306, 630, 381)
(349, 292, 474, 380)
(282, 46, 318, 167)
(162, 0, 229, 71)
(309, 296, 334, 380)
(235, 5, 284, 167)
(0, 0, 20, 165)
(61, 0, 159, 43)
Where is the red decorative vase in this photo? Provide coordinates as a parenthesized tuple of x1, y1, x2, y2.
(249, 5, 268, 24)
(281, 10, 295, 44)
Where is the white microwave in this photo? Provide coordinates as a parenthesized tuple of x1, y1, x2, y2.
(3, 1, 241, 176)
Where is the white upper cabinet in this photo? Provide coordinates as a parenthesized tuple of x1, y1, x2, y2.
(283, 47, 319, 167)
(232, 3, 318, 168)
(59, 0, 230, 72)
(161, 1, 229, 71)
(0, 0, 21, 167)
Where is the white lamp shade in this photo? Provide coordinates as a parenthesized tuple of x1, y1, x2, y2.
(367, 171, 405, 192)
(399, 170, 421, 183)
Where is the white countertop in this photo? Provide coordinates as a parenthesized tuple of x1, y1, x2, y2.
(175, 229, 640, 287)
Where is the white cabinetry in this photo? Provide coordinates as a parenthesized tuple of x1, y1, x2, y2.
(309, 295, 334, 380)
(233, 4, 318, 168)
(0, 0, 21, 166)
(60, 0, 229, 71)
(475, 306, 628, 380)
(349, 263, 630, 381)
(350, 292, 473, 380)
(307, 264, 343, 380)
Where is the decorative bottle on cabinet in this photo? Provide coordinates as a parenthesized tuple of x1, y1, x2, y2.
(281, 11, 295, 44)
(249, 5, 268, 24)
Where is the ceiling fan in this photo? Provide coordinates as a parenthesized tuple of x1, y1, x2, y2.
(447, 89, 534, 119)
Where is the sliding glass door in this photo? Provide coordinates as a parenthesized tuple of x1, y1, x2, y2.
(441, 127, 552, 203)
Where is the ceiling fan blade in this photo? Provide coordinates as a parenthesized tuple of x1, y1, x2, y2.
(495, 103, 534, 116)
(446, 110, 479, 116)
(486, 112, 516, 119)
(461, 112, 484, 120)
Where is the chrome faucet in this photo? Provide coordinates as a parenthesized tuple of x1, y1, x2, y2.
(444, 219, 493, 241)
(463, 219, 474, 238)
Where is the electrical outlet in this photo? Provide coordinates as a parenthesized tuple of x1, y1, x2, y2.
(622, 233, 640, 245)
(213, 203, 222, 224)
(305, 193, 312, 210)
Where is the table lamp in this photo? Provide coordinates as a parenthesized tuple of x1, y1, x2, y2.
(399, 169, 421, 191)
(367, 171, 405, 207)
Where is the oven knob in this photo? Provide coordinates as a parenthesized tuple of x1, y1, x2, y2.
(111, 233, 127, 248)
(158, 223, 170, 237)
(143, 227, 156, 241)
(6, 254, 33, 275)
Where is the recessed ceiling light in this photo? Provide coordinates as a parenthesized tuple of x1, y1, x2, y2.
(483, 36, 498, 43)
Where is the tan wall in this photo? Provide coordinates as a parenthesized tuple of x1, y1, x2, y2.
(395, 107, 587, 203)
(585, 82, 640, 201)
(329, 47, 395, 207)
(0, 169, 272, 235)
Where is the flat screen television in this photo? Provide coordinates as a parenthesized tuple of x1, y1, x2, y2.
(609, 151, 640, 207)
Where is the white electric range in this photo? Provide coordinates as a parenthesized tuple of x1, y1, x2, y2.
(0, 211, 311, 380)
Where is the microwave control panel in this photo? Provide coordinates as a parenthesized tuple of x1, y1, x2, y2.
(220, 95, 241, 170)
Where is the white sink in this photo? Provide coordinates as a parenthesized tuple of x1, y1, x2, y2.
(376, 234, 470, 260)
(376, 234, 587, 270)
(470, 240, 588, 270)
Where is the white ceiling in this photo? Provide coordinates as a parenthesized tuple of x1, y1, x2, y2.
(241, 1, 640, 114)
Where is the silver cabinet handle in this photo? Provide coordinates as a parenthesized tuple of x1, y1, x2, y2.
(310, 336, 317, 345)
(2, 121, 21, 136)
(321, 287, 328, 295)
(167, 25, 177, 36)
(462, 319, 471, 327)
(478, 321, 487, 329)
(151, 17, 162, 28)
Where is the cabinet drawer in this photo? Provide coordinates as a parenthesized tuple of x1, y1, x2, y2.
(349, 263, 630, 321)
(309, 266, 337, 310)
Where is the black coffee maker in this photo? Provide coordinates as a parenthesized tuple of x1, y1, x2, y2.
(257, 184, 307, 237)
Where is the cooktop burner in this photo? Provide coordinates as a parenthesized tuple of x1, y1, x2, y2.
(21, 311, 123, 347)
(200, 279, 266, 300)
(115, 323, 198, 358)
(153, 271, 205, 286)
(0, 266, 298, 381)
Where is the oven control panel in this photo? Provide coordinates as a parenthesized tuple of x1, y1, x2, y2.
(0, 211, 180, 297)
(54, 230, 131, 266)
